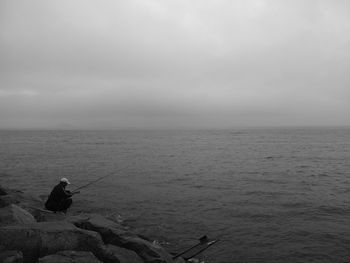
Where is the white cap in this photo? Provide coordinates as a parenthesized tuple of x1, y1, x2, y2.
(60, 177, 70, 184)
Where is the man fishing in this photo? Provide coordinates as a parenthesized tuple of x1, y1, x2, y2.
(45, 178, 79, 214)
(45, 175, 109, 214)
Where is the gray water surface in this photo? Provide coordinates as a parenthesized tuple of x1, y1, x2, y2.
(1, 128, 350, 262)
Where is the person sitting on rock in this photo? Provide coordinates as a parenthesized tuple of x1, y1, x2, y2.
(45, 178, 78, 214)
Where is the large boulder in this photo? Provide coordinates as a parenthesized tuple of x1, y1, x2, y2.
(0, 221, 108, 263)
(0, 204, 36, 226)
(0, 250, 23, 263)
(0, 189, 43, 209)
(39, 251, 102, 263)
(0, 188, 57, 222)
(71, 214, 174, 263)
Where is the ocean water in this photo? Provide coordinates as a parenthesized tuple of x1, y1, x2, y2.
(1, 128, 350, 262)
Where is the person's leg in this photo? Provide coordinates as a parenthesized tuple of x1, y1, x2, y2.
(58, 198, 72, 214)
(45, 202, 58, 212)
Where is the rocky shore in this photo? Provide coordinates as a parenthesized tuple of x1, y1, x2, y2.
(0, 185, 187, 263)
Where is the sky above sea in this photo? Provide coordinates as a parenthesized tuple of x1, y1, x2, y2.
(1, 0, 350, 129)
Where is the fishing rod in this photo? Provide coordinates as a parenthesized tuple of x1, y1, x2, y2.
(71, 174, 111, 193)
(71, 164, 133, 194)
(172, 235, 219, 260)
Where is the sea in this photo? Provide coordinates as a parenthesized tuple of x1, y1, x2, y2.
(0, 128, 350, 263)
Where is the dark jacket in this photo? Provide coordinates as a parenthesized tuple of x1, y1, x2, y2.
(45, 183, 72, 211)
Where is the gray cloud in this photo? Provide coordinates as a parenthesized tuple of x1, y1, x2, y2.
(1, 0, 350, 129)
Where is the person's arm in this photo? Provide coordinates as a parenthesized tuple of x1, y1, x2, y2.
(71, 190, 80, 195)
(64, 189, 80, 196)
(62, 188, 73, 198)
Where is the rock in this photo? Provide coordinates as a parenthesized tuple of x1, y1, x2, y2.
(0, 195, 11, 207)
(104, 245, 143, 263)
(0, 185, 7, 195)
(72, 214, 174, 263)
(0, 190, 51, 222)
(65, 214, 91, 224)
(66, 213, 124, 230)
(0, 186, 178, 263)
(0, 189, 42, 210)
(0, 204, 36, 226)
(0, 221, 108, 263)
(30, 208, 66, 222)
(0, 250, 23, 263)
(39, 251, 102, 263)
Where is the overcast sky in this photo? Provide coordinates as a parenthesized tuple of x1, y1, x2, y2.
(1, 0, 349, 129)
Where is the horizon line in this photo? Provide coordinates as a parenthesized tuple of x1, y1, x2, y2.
(1, 125, 350, 131)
